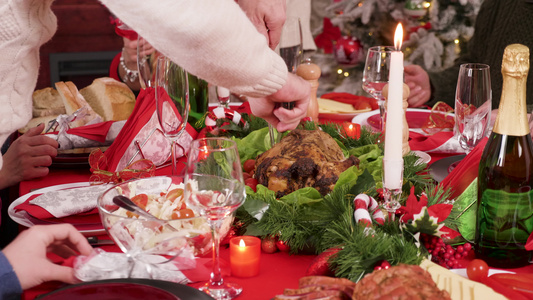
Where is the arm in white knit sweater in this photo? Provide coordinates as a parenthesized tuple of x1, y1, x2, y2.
(99, 0, 288, 98)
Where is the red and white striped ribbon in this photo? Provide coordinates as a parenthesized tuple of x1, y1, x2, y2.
(353, 194, 385, 227)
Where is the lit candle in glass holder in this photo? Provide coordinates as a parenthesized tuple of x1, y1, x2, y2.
(342, 122, 361, 139)
(229, 236, 261, 277)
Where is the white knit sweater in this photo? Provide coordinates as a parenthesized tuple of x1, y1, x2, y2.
(100, 0, 288, 97)
(0, 0, 288, 168)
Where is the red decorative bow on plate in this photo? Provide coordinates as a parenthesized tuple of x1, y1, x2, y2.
(89, 149, 155, 184)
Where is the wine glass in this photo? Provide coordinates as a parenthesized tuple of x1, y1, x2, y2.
(268, 17, 303, 146)
(362, 46, 394, 132)
(184, 137, 245, 299)
(155, 56, 190, 175)
(137, 36, 163, 89)
(454, 63, 492, 153)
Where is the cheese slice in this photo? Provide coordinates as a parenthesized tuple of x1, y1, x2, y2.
(318, 98, 371, 114)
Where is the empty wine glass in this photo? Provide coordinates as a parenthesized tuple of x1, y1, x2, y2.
(184, 137, 245, 300)
(454, 63, 492, 153)
(155, 56, 190, 175)
(362, 46, 394, 132)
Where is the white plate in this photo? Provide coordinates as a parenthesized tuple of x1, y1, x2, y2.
(8, 182, 105, 236)
(352, 108, 455, 134)
(451, 268, 515, 278)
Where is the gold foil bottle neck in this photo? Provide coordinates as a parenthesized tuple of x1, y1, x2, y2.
(493, 44, 530, 136)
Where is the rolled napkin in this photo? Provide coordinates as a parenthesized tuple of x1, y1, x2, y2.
(46, 120, 124, 150)
(15, 184, 112, 219)
(409, 131, 465, 153)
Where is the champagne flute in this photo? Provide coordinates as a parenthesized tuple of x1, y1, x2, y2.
(362, 46, 394, 132)
(454, 63, 492, 153)
(184, 137, 246, 299)
(155, 56, 190, 175)
(268, 17, 303, 146)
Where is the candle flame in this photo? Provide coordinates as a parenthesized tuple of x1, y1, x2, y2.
(239, 239, 246, 247)
(394, 23, 403, 51)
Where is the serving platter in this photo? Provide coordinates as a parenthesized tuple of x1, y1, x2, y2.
(8, 182, 105, 236)
(37, 278, 214, 300)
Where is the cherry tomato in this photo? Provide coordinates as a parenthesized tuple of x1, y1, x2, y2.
(243, 159, 256, 173)
(131, 194, 149, 210)
(245, 178, 258, 192)
(243, 172, 252, 180)
(355, 101, 372, 111)
(466, 259, 489, 282)
(171, 208, 195, 219)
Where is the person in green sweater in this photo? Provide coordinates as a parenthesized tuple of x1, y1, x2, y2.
(405, 0, 533, 110)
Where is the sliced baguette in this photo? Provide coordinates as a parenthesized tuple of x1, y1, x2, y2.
(32, 87, 66, 117)
(80, 77, 136, 121)
(18, 114, 59, 134)
(55, 81, 102, 127)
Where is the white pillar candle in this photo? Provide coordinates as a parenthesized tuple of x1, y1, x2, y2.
(383, 23, 404, 190)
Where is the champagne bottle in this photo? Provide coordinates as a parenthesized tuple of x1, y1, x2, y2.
(187, 74, 209, 126)
(476, 44, 533, 268)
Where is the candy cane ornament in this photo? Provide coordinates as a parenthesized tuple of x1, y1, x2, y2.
(353, 194, 385, 227)
(205, 106, 247, 135)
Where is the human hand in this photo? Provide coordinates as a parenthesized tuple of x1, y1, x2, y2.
(0, 123, 58, 189)
(237, 0, 286, 49)
(249, 73, 311, 132)
(2, 224, 93, 290)
(122, 37, 154, 70)
(404, 65, 432, 107)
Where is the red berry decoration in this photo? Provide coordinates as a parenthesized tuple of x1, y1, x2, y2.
(420, 234, 474, 269)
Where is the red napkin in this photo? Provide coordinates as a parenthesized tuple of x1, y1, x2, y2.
(439, 138, 488, 200)
(320, 92, 379, 110)
(66, 121, 115, 143)
(14, 194, 100, 225)
(102, 88, 198, 172)
(409, 131, 455, 152)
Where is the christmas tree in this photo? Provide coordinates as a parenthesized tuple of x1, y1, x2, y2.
(311, 0, 483, 95)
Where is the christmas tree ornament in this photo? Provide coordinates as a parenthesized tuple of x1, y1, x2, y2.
(333, 36, 363, 66)
(404, 0, 428, 18)
(305, 247, 341, 276)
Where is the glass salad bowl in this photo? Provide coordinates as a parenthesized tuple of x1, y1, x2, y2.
(97, 176, 227, 263)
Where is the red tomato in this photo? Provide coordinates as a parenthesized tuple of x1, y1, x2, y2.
(243, 159, 256, 173)
(131, 194, 148, 210)
(171, 208, 195, 219)
(245, 178, 258, 192)
(466, 259, 489, 282)
(355, 101, 372, 111)
(243, 172, 252, 180)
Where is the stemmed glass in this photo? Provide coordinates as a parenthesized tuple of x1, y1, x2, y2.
(454, 63, 492, 153)
(268, 17, 303, 146)
(362, 46, 394, 132)
(137, 36, 163, 89)
(155, 56, 190, 175)
(184, 137, 246, 299)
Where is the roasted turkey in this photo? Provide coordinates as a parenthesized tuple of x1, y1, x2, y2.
(254, 129, 359, 198)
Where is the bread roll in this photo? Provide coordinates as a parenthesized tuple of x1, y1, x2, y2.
(80, 77, 136, 122)
(55, 81, 102, 127)
(32, 87, 66, 117)
(18, 114, 59, 134)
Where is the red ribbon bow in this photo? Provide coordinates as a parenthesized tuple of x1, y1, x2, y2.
(88, 149, 155, 185)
